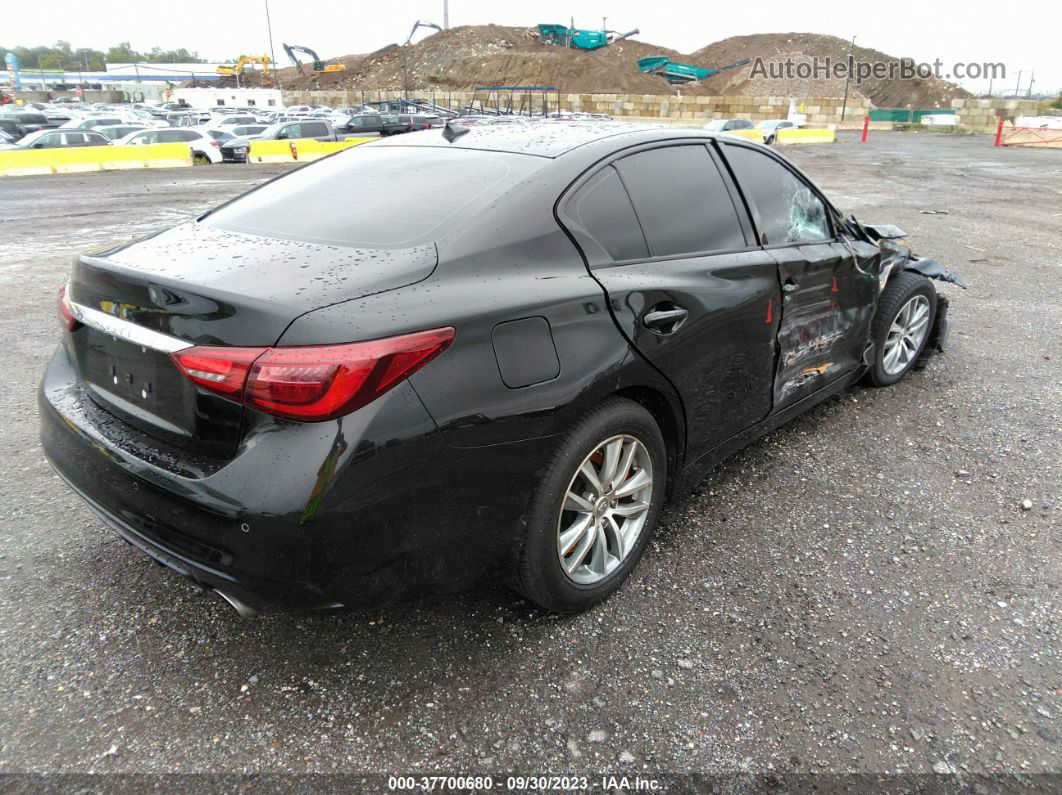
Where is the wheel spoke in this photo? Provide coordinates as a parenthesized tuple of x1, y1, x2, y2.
(589, 524, 609, 576)
(614, 468, 652, 498)
(883, 341, 902, 371)
(559, 514, 593, 556)
(563, 490, 594, 513)
(578, 459, 603, 494)
(599, 438, 623, 491)
(613, 441, 638, 492)
(612, 499, 649, 518)
(564, 521, 596, 574)
(602, 515, 625, 560)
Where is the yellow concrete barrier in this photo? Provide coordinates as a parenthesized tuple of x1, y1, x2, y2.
(248, 137, 376, 163)
(776, 127, 837, 145)
(720, 129, 765, 142)
(0, 143, 192, 177)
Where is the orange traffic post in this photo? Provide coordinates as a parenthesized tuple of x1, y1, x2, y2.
(861, 116, 870, 143)
(994, 119, 1004, 147)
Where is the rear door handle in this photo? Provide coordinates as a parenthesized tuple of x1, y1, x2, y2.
(643, 307, 689, 334)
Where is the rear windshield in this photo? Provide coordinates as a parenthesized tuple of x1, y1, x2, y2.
(202, 145, 524, 248)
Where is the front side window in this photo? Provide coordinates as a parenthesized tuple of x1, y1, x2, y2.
(615, 145, 747, 257)
(722, 144, 831, 245)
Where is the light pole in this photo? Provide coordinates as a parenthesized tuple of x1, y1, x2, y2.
(264, 0, 282, 90)
(841, 35, 856, 122)
(443, 0, 449, 29)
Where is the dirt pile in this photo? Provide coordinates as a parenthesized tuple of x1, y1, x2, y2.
(274, 26, 969, 108)
(692, 33, 970, 108)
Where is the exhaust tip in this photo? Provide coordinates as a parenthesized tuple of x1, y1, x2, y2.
(214, 589, 259, 617)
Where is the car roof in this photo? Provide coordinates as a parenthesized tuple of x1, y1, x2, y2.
(370, 122, 721, 158)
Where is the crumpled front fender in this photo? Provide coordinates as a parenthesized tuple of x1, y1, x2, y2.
(901, 256, 968, 289)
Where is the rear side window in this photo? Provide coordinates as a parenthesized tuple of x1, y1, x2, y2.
(63, 132, 85, 144)
(615, 145, 747, 257)
(178, 131, 200, 142)
(303, 122, 327, 136)
(562, 166, 648, 265)
(203, 146, 522, 248)
(722, 144, 831, 245)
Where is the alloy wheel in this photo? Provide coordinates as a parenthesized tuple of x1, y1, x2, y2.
(556, 434, 654, 585)
(882, 294, 930, 375)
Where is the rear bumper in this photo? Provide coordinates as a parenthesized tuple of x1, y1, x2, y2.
(39, 344, 545, 612)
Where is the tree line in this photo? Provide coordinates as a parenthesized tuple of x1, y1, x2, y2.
(1, 42, 206, 71)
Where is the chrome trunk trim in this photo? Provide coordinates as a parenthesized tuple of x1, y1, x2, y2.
(69, 302, 193, 354)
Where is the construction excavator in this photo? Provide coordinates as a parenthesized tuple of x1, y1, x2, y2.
(406, 20, 442, 45)
(216, 55, 272, 85)
(282, 43, 346, 75)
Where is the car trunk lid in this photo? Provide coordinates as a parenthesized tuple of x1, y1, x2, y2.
(66, 222, 437, 458)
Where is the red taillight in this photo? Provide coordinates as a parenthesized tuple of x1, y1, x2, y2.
(58, 282, 79, 332)
(210, 139, 220, 148)
(171, 346, 262, 394)
(170, 328, 455, 422)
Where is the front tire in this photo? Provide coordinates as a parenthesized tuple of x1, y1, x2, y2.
(863, 272, 937, 387)
(515, 397, 667, 613)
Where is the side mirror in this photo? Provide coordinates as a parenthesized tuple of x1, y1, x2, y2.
(276, 131, 287, 140)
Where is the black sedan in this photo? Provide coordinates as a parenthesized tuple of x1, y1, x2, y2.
(40, 124, 964, 615)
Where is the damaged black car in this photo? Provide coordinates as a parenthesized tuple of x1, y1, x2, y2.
(39, 124, 965, 615)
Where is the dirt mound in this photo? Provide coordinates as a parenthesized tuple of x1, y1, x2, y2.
(691, 33, 969, 108)
(275, 26, 969, 108)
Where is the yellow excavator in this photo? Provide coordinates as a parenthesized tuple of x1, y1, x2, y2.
(216, 56, 272, 85)
(282, 43, 345, 75)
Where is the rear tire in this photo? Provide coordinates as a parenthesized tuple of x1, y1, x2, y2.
(514, 397, 667, 613)
(862, 272, 937, 387)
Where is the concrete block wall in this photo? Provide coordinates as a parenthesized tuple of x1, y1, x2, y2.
(950, 98, 1043, 133)
(282, 88, 872, 125)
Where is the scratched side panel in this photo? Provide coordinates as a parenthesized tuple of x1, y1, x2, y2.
(771, 242, 877, 409)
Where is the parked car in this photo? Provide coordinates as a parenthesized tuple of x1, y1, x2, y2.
(703, 118, 757, 133)
(210, 114, 260, 128)
(380, 114, 443, 136)
(757, 119, 798, 144)
(95, 124, 148, 141)
(0, 111, 55, 138)
(220, 120, 336, 163)
(117, 127, 222, 163)
(334, 113, 389, 135)
(0, 129, 14, 145)
(4, 129, 110, 149)
(59, 116, 129, 131)
(40, 124, 965, 616)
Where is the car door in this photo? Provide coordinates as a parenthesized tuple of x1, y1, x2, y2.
(719, 141, 878, 410)
(559, 142, 782, 459)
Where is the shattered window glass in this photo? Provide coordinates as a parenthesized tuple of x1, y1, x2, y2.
(722, 144, 831, 245)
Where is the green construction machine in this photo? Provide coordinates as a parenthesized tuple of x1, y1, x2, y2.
(538, 23, 639, 51)
(637, 56, 751, 85)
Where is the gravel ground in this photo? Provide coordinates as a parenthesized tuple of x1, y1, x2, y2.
(0, 133, 1058, 782)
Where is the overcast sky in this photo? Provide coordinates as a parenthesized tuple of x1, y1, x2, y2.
(11, 0, 1058, 95)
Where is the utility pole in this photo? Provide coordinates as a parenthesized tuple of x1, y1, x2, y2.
(1027, 70, 1035, 97)
(264, 0, 282, 90)
(1014, 69, 1022, 97)
(443, 0, 449, 29)
(840, 35, 856, 122)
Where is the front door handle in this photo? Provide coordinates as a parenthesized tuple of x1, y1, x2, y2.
(782, 280, 800, 293)
(643, 307, 689, 334)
